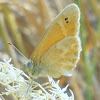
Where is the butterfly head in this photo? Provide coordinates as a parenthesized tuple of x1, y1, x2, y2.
(26, 61, 33, 68)
(23, 60, 43, 79)
(24, 60, 33, 69)
(23, 60, 35, 77)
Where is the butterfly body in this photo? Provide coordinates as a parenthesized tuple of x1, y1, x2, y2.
(24, 4, 81, 79)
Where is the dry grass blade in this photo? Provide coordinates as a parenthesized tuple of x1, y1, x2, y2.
(0, 14, 19, 66)
(71, 77, 85, 100)
(90, 0, 100, 17)
(80, 0, 95, 52)
(1, 4, 27, 57)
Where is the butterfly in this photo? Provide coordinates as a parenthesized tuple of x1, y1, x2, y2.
(24, 4, 82, 79)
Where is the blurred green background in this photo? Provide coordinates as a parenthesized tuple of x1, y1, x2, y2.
(0, 0, 100, 100)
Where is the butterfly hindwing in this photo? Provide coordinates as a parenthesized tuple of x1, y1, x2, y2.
(39, 36, 81, 78)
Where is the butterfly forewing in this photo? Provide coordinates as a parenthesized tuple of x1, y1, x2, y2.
(31, 4, 80, 63)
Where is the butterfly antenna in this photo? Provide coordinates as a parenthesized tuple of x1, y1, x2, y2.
(8, 42, 28, 61)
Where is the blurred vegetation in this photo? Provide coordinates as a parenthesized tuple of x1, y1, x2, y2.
(0, 0, 100, 100)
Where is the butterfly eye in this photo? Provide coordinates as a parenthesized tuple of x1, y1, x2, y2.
(27, 62, 33, 68)
(65, 17, 69, 23)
